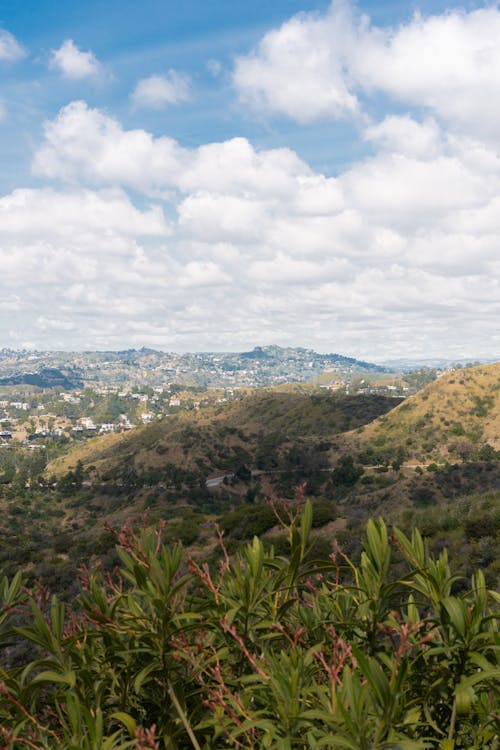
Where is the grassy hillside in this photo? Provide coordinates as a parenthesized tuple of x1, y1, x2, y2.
(350, 362, 500, 464)
(47, 390, 402, 481)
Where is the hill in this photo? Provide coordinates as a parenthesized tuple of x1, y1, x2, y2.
(349, 362, 500, 465)
(47, 390, 401, 482)
(0, 367, 82, 390)
(0, 345, 389, 389)
(1, 368, 499, 598)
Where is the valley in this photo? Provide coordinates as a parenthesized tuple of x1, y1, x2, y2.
(0, 358, 498, 598)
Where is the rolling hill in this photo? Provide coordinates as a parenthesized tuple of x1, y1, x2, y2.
(349, 362, 500, 464)
(0, 365, 498, 598)
(47, 389, 402, 482)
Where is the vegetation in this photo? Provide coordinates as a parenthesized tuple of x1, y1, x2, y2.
(0, 499, 498, 748)
(0, 363, 499, 747)
(353, 363, 500, 464)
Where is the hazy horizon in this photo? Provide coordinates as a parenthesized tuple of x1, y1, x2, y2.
(0, 343, 497, 368)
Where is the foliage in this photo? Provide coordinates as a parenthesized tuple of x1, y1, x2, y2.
(0, 499, 498, 749)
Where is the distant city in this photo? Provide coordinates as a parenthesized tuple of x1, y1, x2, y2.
(0, 344, 483, 448)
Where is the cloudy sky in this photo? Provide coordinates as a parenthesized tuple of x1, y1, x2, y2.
(1, 0, 499, 360)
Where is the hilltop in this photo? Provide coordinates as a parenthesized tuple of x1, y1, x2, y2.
(0, 345, 388, 389)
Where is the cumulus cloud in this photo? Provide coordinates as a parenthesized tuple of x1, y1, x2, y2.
(0, 187, 169, 239)
(234, 2, 359, 122)
(363, 116, 442, 159)
(32, 101, 187, 194)
(234, 1, 500, 141)
(14, 85, 500, 356)
(0, 28, 26, 62)
(50, 39, 102, 79)
(131, 70, 190, 108)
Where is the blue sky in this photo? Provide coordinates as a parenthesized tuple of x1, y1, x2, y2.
(1, 1, 499, 359)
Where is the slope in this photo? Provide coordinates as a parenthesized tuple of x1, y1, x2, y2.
(349, 362, 500, 464)
(47, 390, 402, 482)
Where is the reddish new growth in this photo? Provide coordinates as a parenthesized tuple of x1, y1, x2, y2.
(188, 523, 230, 604)
(22, 579, 50, 613)
(313, 625, 358, 688)
(104, 520, 151, 569)
(273, 620, 307, 648)
(0, 682, 60, 744)
(268, 484, 307, 530)
(378, 612, 435, 685)
(62, 608, 87, 643)
(171, 630, 257, 744)
(135, 724, 159, 750)
(220, 617, 269, 679)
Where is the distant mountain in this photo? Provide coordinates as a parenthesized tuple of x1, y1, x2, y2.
(0, 346, 390, 389)
(238, 345, 387, 373)
(380, 357, 497, 371)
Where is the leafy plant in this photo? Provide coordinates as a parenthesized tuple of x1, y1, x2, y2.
(0, 498, 498, 748)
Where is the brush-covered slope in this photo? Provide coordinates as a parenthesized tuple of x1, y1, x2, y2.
(351, 362, 500, 463)
(47, 390, 401, 482)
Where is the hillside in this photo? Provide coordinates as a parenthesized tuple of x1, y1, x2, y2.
(0, 373, 499, 599)
(48, 390, 402, 481)
(349, 362, 500, 464)
(0, 345, 389, 389)
(0, 367, 81, 390)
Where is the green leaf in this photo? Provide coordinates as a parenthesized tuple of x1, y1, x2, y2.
(32, 669, 76, 688)
(454, 683, 475, 715)
(442, 596, 466, 637)
(111, 711, 137, 737)
(300, 499, 313, 548)
(133, 662, 158, 693)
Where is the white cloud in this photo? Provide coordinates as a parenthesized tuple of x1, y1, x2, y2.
(131, 70, 190, 109)
(363, 116, 442, 159)
(50, 39, 102, 79)
(178, 261, 231, 288)
(15, 94, 500, 356)
(32, 101, 186, 194)
(350, 6, 500, 140)
(0, 28, 26, 61)
(0, 187, 169, 239)
(233, 1, 500, 142)
(234, 2, 359, 122)
(36, 316, 76, 332)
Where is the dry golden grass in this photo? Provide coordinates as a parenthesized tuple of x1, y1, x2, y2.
(352, 362, 500, 460)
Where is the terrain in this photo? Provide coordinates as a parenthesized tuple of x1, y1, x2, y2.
(0, 361, 498, 600)
(0, 345, 388, 389)
(0, 358, 499, 747)
(351, 363, 500, 463)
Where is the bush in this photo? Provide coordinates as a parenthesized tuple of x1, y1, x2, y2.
(0, 506, 498, 749)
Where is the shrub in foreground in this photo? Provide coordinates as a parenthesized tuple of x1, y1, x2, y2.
(0, 498, 498, 748)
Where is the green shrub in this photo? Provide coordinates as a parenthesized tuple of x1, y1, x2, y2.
(0, 504, 498, 749)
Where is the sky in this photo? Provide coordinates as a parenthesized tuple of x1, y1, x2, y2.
(0, 0, 499, 361)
